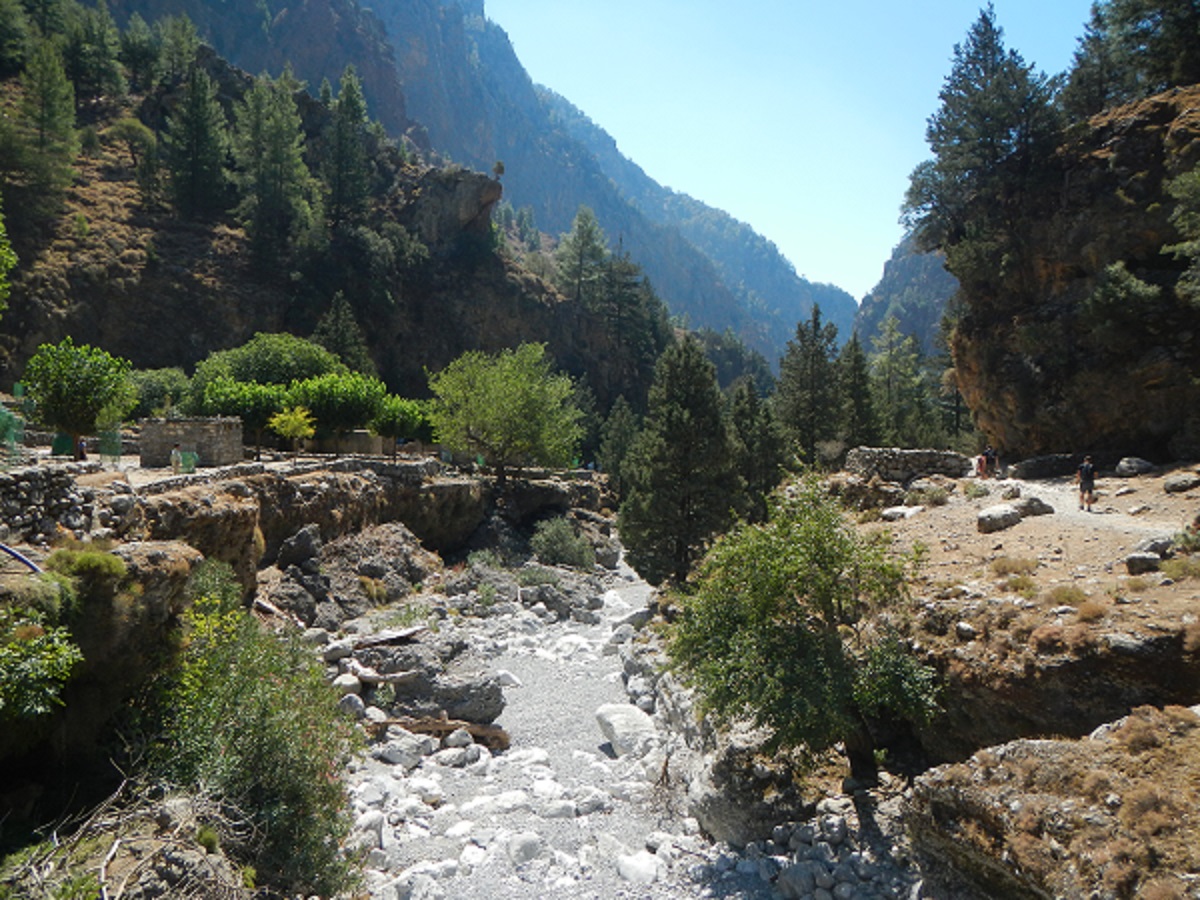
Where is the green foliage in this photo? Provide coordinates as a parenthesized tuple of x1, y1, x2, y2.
(22, 337, 134, 451)
(11, 37, 78, 215)
(164, 66, 229, 219)
(530, 516, 595, 570)
(837, 332, 880, 449)
(596, 394, 639, 500)
(728, 376, 786, 522)
(199, 377, 287, 450)
(152, 561, 357, 895)
(130, 366, 189, 419)
(0, 0, 29, 75)
(155, 14, 198, 86)
(1167, 166, 1200, 308)
(310, 291, 376, 374)
(619, 337, 738, 585)
(287, 370, 387, 441)
(322, 65, 370, 229)
(870, 315, 944, 448)
(268, 405, 315, 449)
(695, 327, 775, 395)
(44, 547, 128, 603)
(0, 606, 83, 719)
(553, 205, 608, 306)
(666, 478, 933, 773)
(427, 343, 583, 484)
(233, 70, 317, 264)
(775, 305, 840, 465)
(61, 0, 126, 107)
(0, 192, 14, 320)
(902, 5, 1059, 294)
(188, 332, 345, 410)
(370, 394, 427, 446)
(118, 12, 159, 90)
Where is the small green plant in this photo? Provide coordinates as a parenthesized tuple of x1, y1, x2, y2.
(516, 566, 560, 587)
(1124, 576, 1151, 594)
(1003, 574, 1038, 599)
(1043, 584, 1089, 606)
(467, 549, 502, 570)
(196, 824, 220, 854)
(478, 582, 497, 606)
(72, 213, 89, 239)
(906, 486, 949, 507)
(358, 575, 389, 604)
(530, 517, 595, 569)
(964, 481, 990, 500)
(1161, 557, 1200, 582)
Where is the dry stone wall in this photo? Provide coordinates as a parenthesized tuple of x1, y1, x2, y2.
(139, 418, 243, 468)
(0, 463, 98, 542)
(844, 447, 972, 484)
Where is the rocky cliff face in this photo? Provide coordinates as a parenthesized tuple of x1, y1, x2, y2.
(956, 86, 1200, 459)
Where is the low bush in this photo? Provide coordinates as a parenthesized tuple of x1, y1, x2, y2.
(530, 517, 595, 570)
(150, 561, 358, 895)
(1043, 584, 1089, 606)
(991, 557, 1038, 577)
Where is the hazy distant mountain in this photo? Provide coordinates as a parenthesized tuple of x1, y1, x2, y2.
(854, 235, 958, 353)
(378, 0, 855, 361)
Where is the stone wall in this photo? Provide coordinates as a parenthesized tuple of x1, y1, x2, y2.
(844, 446, 973, 484)
(139, 418, 243, 468)
(0, 463, 99, 542)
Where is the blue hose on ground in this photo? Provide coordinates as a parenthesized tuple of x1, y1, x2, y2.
(0, 542, 43, 573)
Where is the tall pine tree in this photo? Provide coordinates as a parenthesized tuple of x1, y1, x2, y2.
(728, 376, 786, 523)
(619, 337, 739, 585)
(837, 332, 879, 450)
(233, 70, 316, 263)
(553, 205, 607, 307)
(165, 65, 228, 219)
(323, 65, 370, 230)
(774, 304, 840, 465)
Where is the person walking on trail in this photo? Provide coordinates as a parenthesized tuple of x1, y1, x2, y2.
(1076, 455, 1096, 512)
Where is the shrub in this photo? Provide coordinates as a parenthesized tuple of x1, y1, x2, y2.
(151, 561, 358, 895)
(991, 557, 1037, 577)
(530, 517, 595, 570)
(1161, 556, 1200, 582)
(1043, 584, 1088, 606)
(0, 607, 83, 719)
(516, 565, 560, 587)
(964, 481, 990, 499)
(467, 549, 502, 570)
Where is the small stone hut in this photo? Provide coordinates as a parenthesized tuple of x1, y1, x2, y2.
(139, 417, 243, 468)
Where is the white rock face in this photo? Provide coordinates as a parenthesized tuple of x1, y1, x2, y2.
(977, 503, 1022, 533)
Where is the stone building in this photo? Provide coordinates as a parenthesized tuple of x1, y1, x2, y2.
(139, 418, 243, 469)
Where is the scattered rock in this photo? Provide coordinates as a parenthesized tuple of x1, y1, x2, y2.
(1164, 472, 1200, 494)
(977, 504, 1021, 533)
(1115, 457, 1156, 476)
(1125, 552, 1162, 575)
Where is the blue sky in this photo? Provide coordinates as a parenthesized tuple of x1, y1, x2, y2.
(483, 1, 1096, 300)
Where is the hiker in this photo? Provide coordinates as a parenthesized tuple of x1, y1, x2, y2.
(170, 442, 182, 475)
(984, 446, 998, 478)
(1076, 455, 1096, 512)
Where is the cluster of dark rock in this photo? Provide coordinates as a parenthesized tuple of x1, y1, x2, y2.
(0, 463, 96, 542)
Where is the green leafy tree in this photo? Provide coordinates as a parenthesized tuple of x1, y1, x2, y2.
(130, 366, 189, 419)
(310, 291, 375, 374)
(666, 477, 937, 780)
(0, 607, 82, 720)
(322, 65, 370, 230)
(233, 70, 317, 264)
(118, 11, 158, 91)
(774, 304, 841, 465)
(288, 371, 387, 446)
(20, 0, 66, 38)
(596, 394, 640, 500)
(427, 343, 583, 486)
(187, 332, 345, 411)
(870, 316, 943, 448)
(553, 205, 608, 306)
(269, 405, 315, 453)
(106, 115, 154, 168)
(837, 332, 880, 449)
(199, 376, 287, 457)
(728, 376, 786, 523)
(22, 337, 135, 458)
(370, 394, 426, 457)
(618, 337, 738, 585)
(164, 65, 229, 219)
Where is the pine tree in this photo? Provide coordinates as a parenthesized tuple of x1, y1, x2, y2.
(323, 65, 370, 230)
(553, 206, 608, 306)
(0, 190, 16, 318)
(156, 15, 198, 87)
(728, 376, 786, 523)
(902, 4, 1059, 294)
(837, 332, 879, 450)
(596, 394, 639, 500)
(21, 0, 65, 38)
(18, 38, 78, 194)
(233, 70, 316, 263)
(774, 304, 840, 465)
(165, 65, 229, 219)
(62, 0, 125, 108)
(0, 0, 30, 75)
(1104, 0, 1200, 95)
(619, 337, 739, 585)
(870, 316, 942, 448)
(310, 292, 376, 375)
(119, 12, 159, 92)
